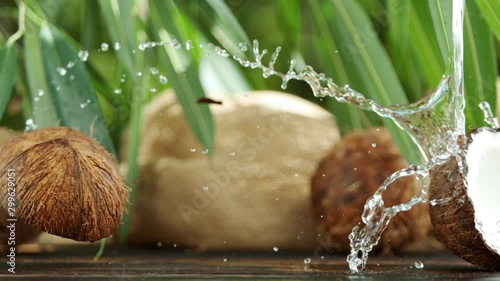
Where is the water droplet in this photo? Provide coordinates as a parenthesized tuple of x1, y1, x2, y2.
(157, 242, 162, 247)
(159, 75, 168, 84)
(202, 148, 210, 154)
(78, 50, 89, 61)
(150, 67, 159, 75)
(114, 88, 123, 94)
(37, 90, 44, 97)
(150, 88, 157, 93)
(414, 261, 424, 269)
(66, 61, 75, 68)
(80, 103, 87, 109)
(229, 151, 235, 156)
(190, 148, 196, 152)
(69, 75, 75, 80)
(239, 42, 248, 52)
(25, 118, 37, 131)
(223, 258, 228, 263)
(137, 71, 143, 77)
(214, 46, 230, 57)
(171, 39, 182, 49)
(56, 67, 67, 76)
(173, 243, 177, 248)
(321, 173, 326, 177)
(185, 40, 193, 50)
(371, 143, 377, 148)
(100, 43, 109, 51)
(202, 185, 209, 191)
(275, 197, 279, 201)
(273, 246, 279, 252)
(114, 42, 121, 51)
(304, 258, 311, 264)
(294, 173, 299, 177)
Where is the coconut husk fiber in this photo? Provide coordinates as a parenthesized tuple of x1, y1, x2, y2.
(125, 90, 340, 250)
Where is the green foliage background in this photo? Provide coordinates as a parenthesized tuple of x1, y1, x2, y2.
(0, 0, 498, 245)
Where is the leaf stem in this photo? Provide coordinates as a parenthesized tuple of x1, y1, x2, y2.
(6, 0, 25, 46)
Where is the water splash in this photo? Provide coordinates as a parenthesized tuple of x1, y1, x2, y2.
(223, 1, 466, 273)
(226, 37, 457, 271)
(346, 0, 465, 272)
(479, 101, 500, 128)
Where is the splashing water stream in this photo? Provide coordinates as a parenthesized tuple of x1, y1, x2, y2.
(229, 0, 466, 273)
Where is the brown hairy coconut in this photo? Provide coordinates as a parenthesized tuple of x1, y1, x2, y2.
(124, 90, 340, 250)
(311, 127, 433, 254)
(0, 127, 127, 242)
(0, 128, 41, 249)
(429, 127, 500, 270)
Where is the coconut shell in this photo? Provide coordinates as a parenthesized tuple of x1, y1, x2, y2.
(125, 90, 340, 250)
(0, 127, 127, 242)
(311, 128, 433, 254)
(429, 158, 500, 270)
(0, 128, 41, 248)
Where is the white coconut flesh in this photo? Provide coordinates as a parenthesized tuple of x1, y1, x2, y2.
(465, 129, 500, 255)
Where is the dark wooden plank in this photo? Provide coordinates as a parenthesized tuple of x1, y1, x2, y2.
(1, 246, 499, 280)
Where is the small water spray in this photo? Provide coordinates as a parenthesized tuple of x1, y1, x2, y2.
(479, 101, 500, 129)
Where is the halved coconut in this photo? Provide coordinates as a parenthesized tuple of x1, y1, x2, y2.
(429, 127, 500, 270)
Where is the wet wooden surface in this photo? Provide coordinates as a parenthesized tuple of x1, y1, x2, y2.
(1, 245, 500, 280)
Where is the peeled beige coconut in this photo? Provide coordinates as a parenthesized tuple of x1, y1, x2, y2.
(429, 128, 500, 270)
(311, 128, 434, 255)
(125, 90, 340, 250)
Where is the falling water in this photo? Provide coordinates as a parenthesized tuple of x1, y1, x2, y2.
(227, 0, 466, 273)
(345, 0, 465, 272)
